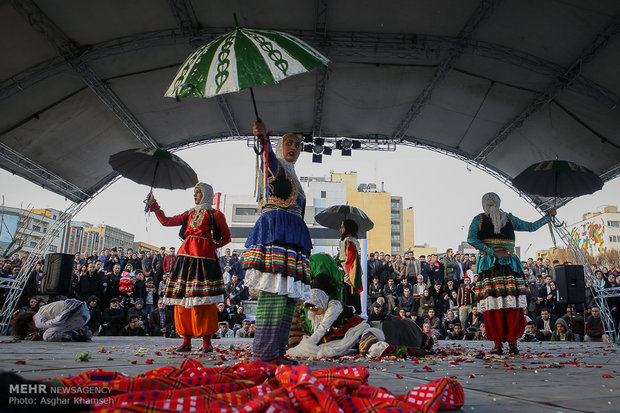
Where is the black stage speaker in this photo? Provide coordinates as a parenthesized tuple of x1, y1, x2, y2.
(554, 265, 586, 304)
(42, 253, 74, 295)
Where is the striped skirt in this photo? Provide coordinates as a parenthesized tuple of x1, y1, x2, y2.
(474, 262, 529, 312)
(253, 291, 298, 361)
(162, 255, 225, 308)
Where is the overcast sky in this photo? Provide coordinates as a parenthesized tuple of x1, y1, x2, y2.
(1, 140, 619, 257)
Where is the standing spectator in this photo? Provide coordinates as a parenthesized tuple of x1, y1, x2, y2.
(149, 299, 174, 337)
(129, 252, 142, 273)
(419, 255, 432, 283)
(528, 275, 545, 319)
(366, 253, 380, 282)
(152, 247, 166, 288)
(544, 281, 566, 318)
(442, 249, 458, 283)
(118, 247, 128, 272)
(219, 248, 237, 272)
(141, 251, 154, 280)
(429, 255, 444, 285)
(75, 262, 104, 302)
(392, 255, 405, 282)
(457, 276, 475, 324)
(162, 247, 175, 274)
(132, 272, 147, 301)
(403, 251, 420, 284)
(143, 278, 158, 315)
(105, 248, 120, 273)
(105, 263, 122, 306)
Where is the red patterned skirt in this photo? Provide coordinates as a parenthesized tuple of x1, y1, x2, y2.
(162, 255, 225, 308)
(474, 262, 529, 312)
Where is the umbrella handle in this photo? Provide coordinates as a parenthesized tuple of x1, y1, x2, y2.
(253, 135, 264, 154)
(144, 191, 154, 213)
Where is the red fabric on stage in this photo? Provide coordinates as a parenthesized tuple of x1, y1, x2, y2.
(174, 304, 218, 337)
(484, 308, 526, 344)
(42, 359, 464, 413)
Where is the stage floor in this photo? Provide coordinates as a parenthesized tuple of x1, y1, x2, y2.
(1, 337, 618, 412)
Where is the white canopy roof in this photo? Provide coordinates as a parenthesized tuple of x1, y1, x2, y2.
(1, 0, 619, 204)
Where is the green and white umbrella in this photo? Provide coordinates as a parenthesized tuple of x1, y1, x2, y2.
(164, 27, 329, 117)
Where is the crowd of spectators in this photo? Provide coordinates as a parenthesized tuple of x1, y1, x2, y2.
(5, 247, 253, 340)
(365, 249, 619, 344)
(2, 246, 618, 344)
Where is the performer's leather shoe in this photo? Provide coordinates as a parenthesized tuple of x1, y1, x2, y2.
(199, 346, 214, 353)
(176, 344, 192, 352)
(489, 346, 503, 355)
(508, 345, 519, 355)
(270, 357, 299, 366)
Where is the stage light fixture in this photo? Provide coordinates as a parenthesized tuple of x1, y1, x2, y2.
(313, 144, 324, 154)
(341, 149, 352, 156)
(303, 134, 314, 143)
(303, 144, 314, 153)
(341, 139, 353, 150)
(323, 146, 332, 156)
(352, 140, 362, 149)
(312, 154, 323, 163)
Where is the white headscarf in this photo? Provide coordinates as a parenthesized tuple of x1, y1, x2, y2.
(481, 192, 508, 234)
(192, 182, 214, 211)
(304, 288, 330, 310)
(275, 134, 303, 191)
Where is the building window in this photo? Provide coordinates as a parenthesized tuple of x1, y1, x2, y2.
(391, 224, 400, 231)
(235, 207, 259, 216)
(608, 221, 620, 228)
(49, 245, 57, 252)
(320, 191, 327, 199)
(32, 224, 41, 231)
(391, 213, 399, 219)
(611, 235, 619, 242)
(29, 241, 37, 247)
(391, 202, 400, 209)
(391, 235, 400, 241)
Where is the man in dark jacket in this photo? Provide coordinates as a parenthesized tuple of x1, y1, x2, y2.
(535, 308, 557, 341)
(86, 296, 103, 335)
(121, 316, 147, 336)
(75, 262, 104, 302)
(101, 298, 125, 336)
(149, 299, 174, 336)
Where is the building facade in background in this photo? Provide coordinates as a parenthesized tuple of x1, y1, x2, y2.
(567, 205, 620, 256)
(0, 207, 67, 256)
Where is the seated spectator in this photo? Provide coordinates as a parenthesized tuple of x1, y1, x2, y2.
(368, 277, 383, 301)
(446, 323, 464, 340)
(86, 296, 103, 335)
(121, 316, 147, 336)
(422, 322, 438, 345)
(367, 302, 387, 322)
(472, 323, 488, 341)
(448, 290, 459, 313)
(230, 305, 246, 329)
(396, 287, 415, 315)
(397, 308, 407, 319)
(535, 308, 557, 341)
(217, 302, 231, 325)
(561, 307, 584, 342)
(550, 318, 575, 342)
(235, 319, 253, 338)
(21, 297, 40, 313)
(418, 288, 434, 317)
(465, 305, 484, 331)
(382, 278, 397, 314)
(214, 321, 234, 338)
(143, 278, 158, 315)
(101, 298, 126, 336)
(584, 306, 607, 342)
(423, 308, 441, 337)
(442, 310, 460, 338)
(522, 321, 545, 342)
(395, 277, 413, 297)
(412, 275, 426, 299)
(127, 299, 149, 329)
(149, 299, 174, 337)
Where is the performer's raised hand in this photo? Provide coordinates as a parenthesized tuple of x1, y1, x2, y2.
(253, 120, 266, 137)
(547, 206, 558, 216)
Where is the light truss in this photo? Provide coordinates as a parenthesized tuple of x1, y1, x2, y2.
(391, 0, 501, 141)
(474, 12, 620, 163)
(10, 0, 159, 150)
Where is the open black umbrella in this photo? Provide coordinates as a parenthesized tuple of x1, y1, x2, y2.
(315, 205, 374, 233)
(512, 160, 603, 198)
(109, 148, 198, 190)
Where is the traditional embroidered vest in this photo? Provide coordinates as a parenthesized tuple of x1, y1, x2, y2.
(478, 213, 515, 250)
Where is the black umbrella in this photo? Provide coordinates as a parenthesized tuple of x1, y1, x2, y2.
(109, 148, 198, 190)
(512, 160, 603, 198)
(315, 205, 374, 233)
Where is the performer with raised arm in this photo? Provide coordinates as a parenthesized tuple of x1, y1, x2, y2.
(243, 120, 312, 365)
(147, 183, 231, 352)
(467, 192, 557, 355)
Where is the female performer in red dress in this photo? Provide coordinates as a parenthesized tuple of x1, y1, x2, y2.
(148, 183, 231, 352)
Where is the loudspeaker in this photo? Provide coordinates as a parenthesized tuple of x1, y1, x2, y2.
(42, 253, 74, 295)
(554, 265, 586, 304)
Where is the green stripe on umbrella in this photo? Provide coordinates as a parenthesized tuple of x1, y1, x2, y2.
(164, 27, 329, 101)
